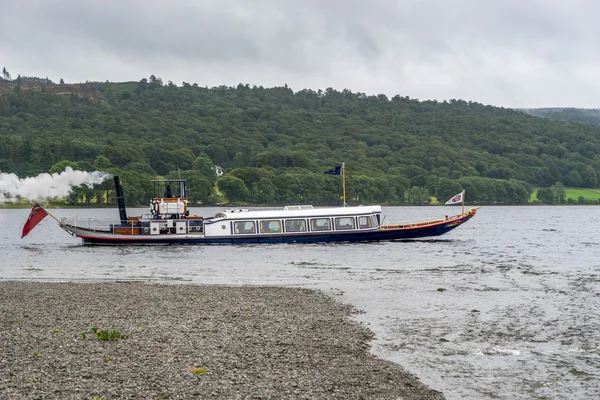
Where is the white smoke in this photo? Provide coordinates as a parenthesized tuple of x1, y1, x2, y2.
(0, 167, 112, 203)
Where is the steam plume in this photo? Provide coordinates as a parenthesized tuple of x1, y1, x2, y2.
(0, 167, 111, 203)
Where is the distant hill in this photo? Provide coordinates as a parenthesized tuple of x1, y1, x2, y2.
(521, 107, 600, 127)
(2, 78, 600, 205)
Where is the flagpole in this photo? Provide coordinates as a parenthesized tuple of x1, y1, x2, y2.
(46, 210, 63, 225)
(461, 190, 465, 215)
(38, 204, 63, 226)
(342, 163, 346, 206)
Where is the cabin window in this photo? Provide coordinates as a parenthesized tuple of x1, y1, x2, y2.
(285, 219, 307, 232)
(358, 216, 372, 229)
(334, 217, 356, 230)
(310, 218, 331, 231)
(234, 221, 256, 234)
(260, 220, 282, 234)
(372, 215, 380, 227)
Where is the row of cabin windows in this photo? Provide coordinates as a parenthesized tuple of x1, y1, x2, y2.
(233, 215, 376, 235)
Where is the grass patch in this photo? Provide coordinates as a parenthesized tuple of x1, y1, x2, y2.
(564, 188, 600, 200)
(530, 187, 600, 202)
(90, 328, 128, 341)
(189, 367, 208, 375)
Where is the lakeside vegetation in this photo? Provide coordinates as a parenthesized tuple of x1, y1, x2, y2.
(530, 187, 600, 205)
(2, 75, 600, 206)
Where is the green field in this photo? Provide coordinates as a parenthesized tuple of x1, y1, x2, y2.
(530, 188, 600, 202)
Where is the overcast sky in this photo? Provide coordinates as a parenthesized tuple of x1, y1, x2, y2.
(1, 0, 599, 108)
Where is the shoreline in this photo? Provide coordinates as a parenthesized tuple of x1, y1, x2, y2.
(0, 281, 444, 399)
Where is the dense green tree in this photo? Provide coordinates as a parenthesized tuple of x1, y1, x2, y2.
(231, 152, 247, 168)
(191, 155, 217, 183)
(125, 161, 156, 176)
(230, 167, 274, 193)
(351, 175, 377, 204)
(49, 160, 81, 174)
(565, 170, 582, 187)
(536, 188, 556, 204)
(435, 178, 463, 203)
(583, 165, 598, 187)
(118, 170, 154, 205)
(272, 174, 301, 204)
(94, 155, 112, 170)
(217, 175, 249, 203)
(550, 182, 566, 204)
(387, 175, 410, 204)
(253, 177, 276, 204)
(206, 144, 229, 167)
(407, 186, 430, 205)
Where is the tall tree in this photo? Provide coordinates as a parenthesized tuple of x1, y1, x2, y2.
(217, 175, 249, 203)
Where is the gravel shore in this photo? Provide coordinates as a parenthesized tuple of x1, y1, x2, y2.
(0, 282, 443, 399)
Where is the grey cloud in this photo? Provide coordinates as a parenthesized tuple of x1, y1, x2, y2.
(1, 0, 600, 107)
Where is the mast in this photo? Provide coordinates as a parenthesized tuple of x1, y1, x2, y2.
(342, 162, 347, 206)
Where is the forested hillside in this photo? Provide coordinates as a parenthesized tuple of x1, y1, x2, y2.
(522, 108, 600, 127)
(2, 77, 600, 206)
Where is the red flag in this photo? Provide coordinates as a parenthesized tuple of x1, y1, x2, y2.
(21, 203, 48, 238)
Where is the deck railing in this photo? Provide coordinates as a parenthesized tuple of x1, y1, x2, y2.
(61, 218, 137, 234)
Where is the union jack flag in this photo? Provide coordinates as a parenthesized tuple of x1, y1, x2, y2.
(445, 190, 465, 205)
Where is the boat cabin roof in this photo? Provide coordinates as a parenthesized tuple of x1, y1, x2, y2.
(213, 205, 381, 220)
(151, 179, 187, 198)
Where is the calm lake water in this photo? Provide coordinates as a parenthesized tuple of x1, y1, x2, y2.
(1, 205, 599, 399)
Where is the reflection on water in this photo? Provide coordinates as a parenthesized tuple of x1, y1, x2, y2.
(1, 206, 600, 399)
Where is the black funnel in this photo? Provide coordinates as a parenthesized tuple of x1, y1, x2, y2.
(114, 176, 128, 224)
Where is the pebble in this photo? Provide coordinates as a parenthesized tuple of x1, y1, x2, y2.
(0, 281, 444, 399)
